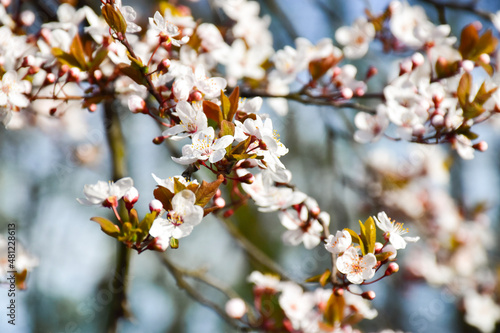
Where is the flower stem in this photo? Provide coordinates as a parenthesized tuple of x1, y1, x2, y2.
(104, 101, 132, 332)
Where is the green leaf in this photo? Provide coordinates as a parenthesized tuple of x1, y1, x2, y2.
(345, 228, 361, 245)
(195, 174, 225, 207)
(364, 216, 376, 254)
(319, 269, 331, 287)
(173, 177, 187, 193)
(457, 72, 472, 108)
(170, 237, 179, 249)
(220, 91, 231, 120)
(129, 209, 139, 228)
(52, 48, 84, 69)
(89, 48, 109, 71)
(69, 34, 87, 70)
(90, 217, 120, 237)
(220, 119, 235, 137)
(324, 292, 345, 325)
(137, 212, 156, 240)
(118, 63, 147, 85)
(358, 220, 368, 256)
(376, 251, 394, 262)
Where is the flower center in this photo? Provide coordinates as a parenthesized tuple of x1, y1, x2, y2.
(167, 211, 184, 226)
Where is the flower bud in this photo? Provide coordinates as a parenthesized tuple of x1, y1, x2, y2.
(479, 53, 491, 65)
(341, 88, 353, 99)
(190, 91, 203, 101)
(431, 114, 444, 127)
(124, 187, 139, 209)
(88, 104, 98, 112)
(214, 197, 225, 208)
(385, 262, 399, 276)
(461, 60, 475, 72)
(20, 10, 36, 26)
(239, 173, 254, 184)
(334, 288, 344, 296)
(93, 69, 103, 81)
(149, 199, 163, 213)
(399, 59, 413, 74)
(411, 52, 425, 67)
(170, 237, 179, 249)
(225, 298, 247, 319)
(365, 66, 378, 80)
(149, 236, 169, 252)
(473, 141, 488, 152)
(374, 242, 384, 253)
(128, 95, 147, 113)
(153, 136, 166, 145)
(223, 209, 234, 218)
(362, 291, 376, 300)
(49, 107, 58, 116)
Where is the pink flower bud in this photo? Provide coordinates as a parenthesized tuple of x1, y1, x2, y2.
(128, 95, 146, 113)
(461, 60, 475, 72)
(225, 298, 247, 319)
(223, 209, 234, 218)
(341, 88, 353, 99)
(332, 66, 342, 77)
(374, 242, 384, 253)
(190, 91, 203, 101)
(88, 104, 98, 112)
(149, 199, 163, 212)
(473, 141, 488, 152)
(365, 66, 378, 80)
(399, 59, 412, 74)
(153, 136, 166, 145)
(334, 288, 344, 296)
(1, 0, 11, 7)
(411, 52, 425, 67)
(386, 262, 399, 275)
(20, 10, 35, 26)
(124, 187, 139, 209)
(214, 197, 225, 208)
(472, 21, 482, 31)
(479, 53, 491, 65)
(94, 69, 103, 81)
(69, 67, 81, 82)
(362, 291, 376, 300)
(354, 87, 365, 97)
(46, 73, 56, 84)
(431, 114, 444, 127)
(22, 55, 35, 68)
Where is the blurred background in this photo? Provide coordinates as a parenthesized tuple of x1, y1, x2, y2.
(2, 0, 500, 332)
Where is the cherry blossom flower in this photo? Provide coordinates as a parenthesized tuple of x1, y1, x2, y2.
(114, 0, 142, 33)
(353, 106, 389, 143)
(241, 171, 307, 212)
(336, 247, 377, 284)
(0, 70, 31, 124)
(149, 11, 189, 46)
(335, 17, 375, 59)
(247, 271, 281, 291)
(152, 173, 199, 192)
(464, 290, 500, 333)
(148, 190, 203, 239)
(77, 177, 134, 207)
(324, 230, 352, 254)
(162, 101, 207, 140)
(279, 282, 315, 330)
(172, 127, 234, 165)
(374, 211, 419, 250)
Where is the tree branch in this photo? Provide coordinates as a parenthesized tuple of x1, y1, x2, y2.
(104, 102, 132, 333)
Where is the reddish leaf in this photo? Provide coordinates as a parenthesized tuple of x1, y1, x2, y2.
(153, 186, 174, 211)
(202, 100, 223, 125)
(195, 174, 225, 207)
(227, 86, 240, 121)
